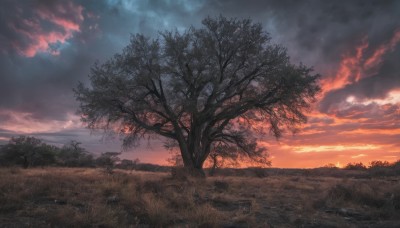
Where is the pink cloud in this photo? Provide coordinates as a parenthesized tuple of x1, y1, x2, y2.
(321, 29, 400, 95)
(0, 109, 81, 134)
(10, 1, 85, 57)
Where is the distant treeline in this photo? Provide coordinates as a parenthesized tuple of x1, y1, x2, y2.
(1, 136, 399, 177)
(209, 161, 400, 178)
(0, 136, 169, 172)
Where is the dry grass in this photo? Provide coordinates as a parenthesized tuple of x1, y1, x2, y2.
(0, 167, 399, 227)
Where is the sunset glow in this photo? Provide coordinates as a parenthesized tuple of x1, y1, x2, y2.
(321, 30, 400, 95)
(0, 1, 399, 168)
(288, 144, 381, 153)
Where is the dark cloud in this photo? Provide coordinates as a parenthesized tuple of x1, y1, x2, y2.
(319, 46, 400, 113)
(0, 0, 85, 57)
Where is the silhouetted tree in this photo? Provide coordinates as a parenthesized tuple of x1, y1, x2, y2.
(166, 150, 184, 167)
(322, 163, 338, 169)
(96, 152, 121, 168)
(0, 136, 56, 168)
(391, 160, 400, 169)
(208, 143, 270, 176)
(369, 160, 390, 168)
(117, 158, 140, 170)
(58, 140, 94, 167)
(75, 16, 320, 176)
(344, 162, 367, 170)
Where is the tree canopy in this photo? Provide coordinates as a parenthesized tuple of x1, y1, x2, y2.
(75, 16, 320, 175)
(0, 136, 56, 168)
(57, 140, 94, 167)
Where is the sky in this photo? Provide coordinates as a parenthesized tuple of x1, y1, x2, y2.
(0, 0, 399, 168)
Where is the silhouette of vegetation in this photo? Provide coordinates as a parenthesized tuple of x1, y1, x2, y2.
(208, 143, 270, 176)
(95, 152, 121, 167)
(0, 136, 134, 169)
(96, 152, 121, 173)
(116, 158, 140, 170)
(75, 15, 320, 176)
(57, 140, 94, 167)
(344, 162, 367, 170)
(166, 144, 270, 176)
(368, 160, 397, 176)
(1, 136, 399, 180)
(323, 163, 338, 169)
(0, 136, 56, 168)
(369, 160, 390, 168)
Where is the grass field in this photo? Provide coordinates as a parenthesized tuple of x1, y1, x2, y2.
(0, 167, 399, 227)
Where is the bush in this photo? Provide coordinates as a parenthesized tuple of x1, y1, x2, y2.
(249, 167, 268, 178)
(214, 180, 229, 192)
(325, 182, 388, 209)
(344, 162, 367, 170)
(369, 160, 390, 168)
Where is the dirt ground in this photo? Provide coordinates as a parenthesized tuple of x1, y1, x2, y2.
(0, 167, 399, 227)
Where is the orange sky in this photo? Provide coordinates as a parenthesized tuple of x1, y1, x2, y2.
(266, 31, 400, 168)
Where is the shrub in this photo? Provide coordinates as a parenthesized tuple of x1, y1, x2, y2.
(323, 163, 338, 168)
(324, 182, 388, 209)
(214, 180, 229, 192)
(369, 160, 390, 168)
(249, 167, 268, 178)
(142, 194, 172, 227)
(170, 166, 190, 181)
(344, 162, 367, 170)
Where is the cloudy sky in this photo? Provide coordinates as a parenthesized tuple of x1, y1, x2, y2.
(0, 0, 399, 167)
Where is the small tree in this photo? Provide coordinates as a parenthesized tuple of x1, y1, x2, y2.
(58, 140, 94, 167)
(166, 150, 184, 167)
(369, 160, 390, 168)
(322, 163, 338, 169)
(96, 152, 121, 168)
(344, 162, 367, 170)
(31, 144, 58, 167)
(75, 16, 320, 175)
(0, 136, 56, 168)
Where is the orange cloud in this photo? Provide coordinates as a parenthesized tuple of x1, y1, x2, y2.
(339, 128, 400, 136)
(351, 154, 367, 159)
(364, 30, 400, 69)
(10, 1, 84, 57)
(321, 30, 400, 95)
(320, 38, 368, 94)
(286, 144, 381, 153)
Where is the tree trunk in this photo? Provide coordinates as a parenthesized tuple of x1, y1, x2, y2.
(176, 125, 210, 178)
(180, 154, 206, 178)
(23, 156, 29, 169)
(209, 155, 218, 176)
(188, 166, 206, 178)
(179, 144, 206, 178)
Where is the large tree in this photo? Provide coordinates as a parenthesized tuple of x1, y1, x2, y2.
(75, 16, 320, 175)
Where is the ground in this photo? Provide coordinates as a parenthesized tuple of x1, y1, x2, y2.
(0, 167, 399, 227)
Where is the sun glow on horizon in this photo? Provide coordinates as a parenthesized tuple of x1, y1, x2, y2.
(288, 144, 381, 153)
